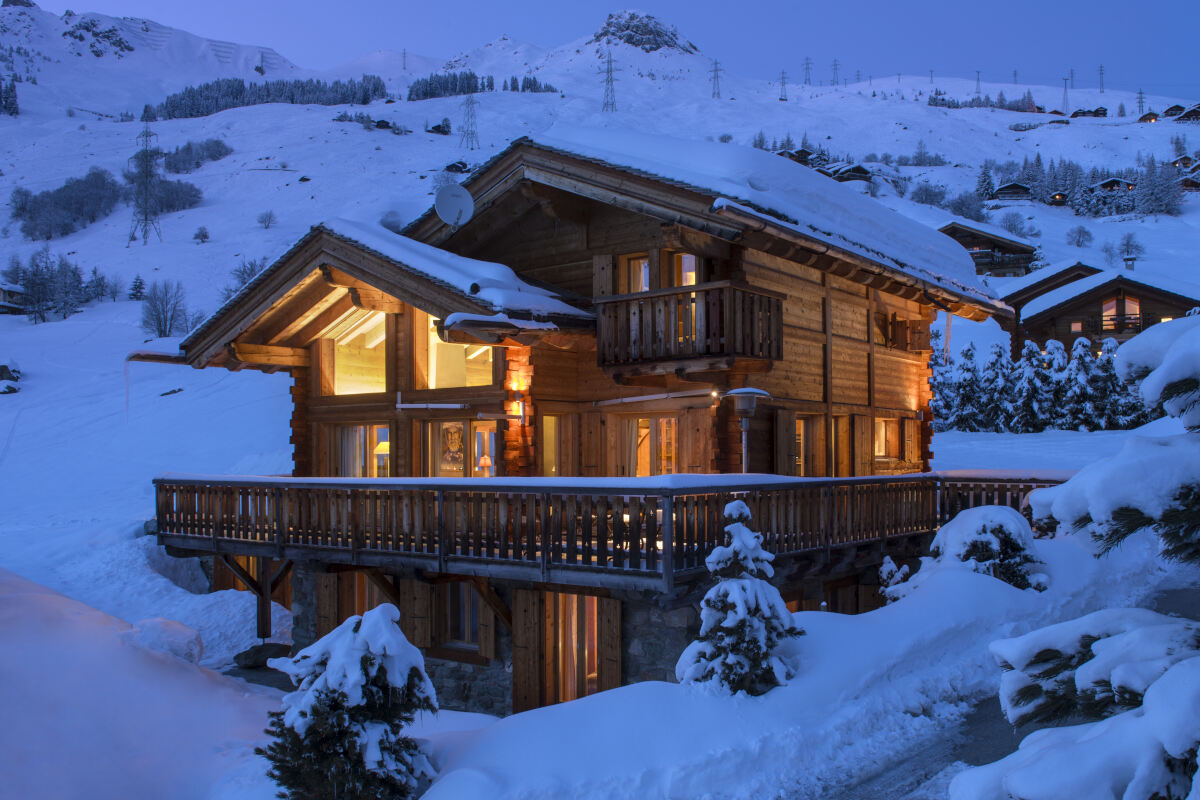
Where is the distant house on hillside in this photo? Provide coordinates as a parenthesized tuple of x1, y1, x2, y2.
(825, 163, 873, 184)
(1163, 104, 1186, 117)
(1138, 111, 1160, 123)
(937, 220, 1037, 277)
(1168, 154, 1194, 170)
(1047, 189, 1070, 206)
(992, 182, 1032, 201)
(1180, 175, 1200, 192)
(1177, 104, 1200, 123)
(0, 282, 25, 314)
(777, 147, 816, 166)
(1090, 176, 1136, 193)
(1070, 107, 1107, 118)
(1009, 267, 1200, 351)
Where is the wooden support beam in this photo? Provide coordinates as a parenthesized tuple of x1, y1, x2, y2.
(256, 555, 271, 640)
(245, 275, 335, 344)
(472, 576, 513, 631)
(363, 567, 405, 608)
(270, 560, 293, 593)
(347, 286, 405, 314)
(266, 288, 348, 345)
(232, 343, 310, 368)
(287, 294, 356, 347)
(219, 554, 263, 596)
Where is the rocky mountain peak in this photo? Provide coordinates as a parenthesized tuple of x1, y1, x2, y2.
(589, 10, 697, 54)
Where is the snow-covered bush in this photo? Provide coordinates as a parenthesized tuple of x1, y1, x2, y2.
(990, 608, 1200, 727)
(951, 657, 1200, 800)
(0, 358, 19, 394)
(675, 501, 803, 695)
(257, 603, 437, 799)
(883, 506, 1047, 602)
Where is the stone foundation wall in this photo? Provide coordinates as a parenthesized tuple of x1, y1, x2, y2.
(620, 593, 699, 684)
(425, 629, 514, 717)
(289, 562, 321, 653)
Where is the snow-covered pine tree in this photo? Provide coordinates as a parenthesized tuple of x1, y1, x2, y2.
(950, 342, 985, 432)
(929, 330, 957, 431)
(257, 603, 437, 800)
(1061, 337, 1099, 431)
(1008, 340, 1055, 433)
(975, 165, 995, 199)
(1089, 337, 1126, 430)
(1044, 339, 1069, 419)
(675, 501, 802, 695)
(128, 274, 145, 301)
(980, 343, 1015, 432)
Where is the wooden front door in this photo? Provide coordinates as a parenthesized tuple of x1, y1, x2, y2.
(512, 589, 621, 712)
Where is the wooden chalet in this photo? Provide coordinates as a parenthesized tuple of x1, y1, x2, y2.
(1069, 106, 1107, 118)
(1176, 104, 1200, 123)
(987, 260, 1101, 355)
(992, 182, 1032, 201)
(137, 129, 1016, 715)
(1013, 268, 1200, 349)
(1163, 105, 1186, 117)
(1138, 111, 1160, 123)
(1181, 175, 1200, 193)
(1047, 189, 1070, 206)
(1168, 154, 1195, 170)
(0, 282, 25, 314)
(1091, 176, 1137, 193)
(937, 220, 1037, 277)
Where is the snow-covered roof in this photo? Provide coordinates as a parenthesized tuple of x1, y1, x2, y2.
(936, 216, 1038, 253)
(994, 182, 1031, 190)
(0, 282, 24, 293)
(182, 218, 591, 352)
(986, 260, 1100, 301)
(515, 127, 999, 311)
(1022, 269, 1200, 320)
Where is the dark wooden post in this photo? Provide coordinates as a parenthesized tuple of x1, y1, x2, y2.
(256, 555, 271, 640)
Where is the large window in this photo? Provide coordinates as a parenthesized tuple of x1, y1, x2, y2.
(442, 582, 481, 649)
(425, 420, 497, 477)
(412, 310, 493, 390)
(623, 416, 676, 477)
(334, 424, 389, 477)
(619, 254, 651, 294)
(874, 418, 899, 460)
(545, 592, 600, 703)
(541, 415, 560, 477)
(324, 311, 387, 395)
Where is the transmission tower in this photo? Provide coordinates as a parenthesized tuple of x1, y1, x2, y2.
(1013, 69, 1018, 85)
(779, 69, 788, 101)
(710, 59, 723, 99)
(459, 93, 479, 150)
(402, 48, 407, 71)
(600, 50, 618, 112)
(128, 124, 162, 246)
(1061, 77, 1070, 115)
(1069, 67, 1075, 89)
(1137, 88, 1145, 115)
(1098, 64, 1104, 94)
(974, 70, 981, 96)
(802, 56, 813, 85)
(855, 70, 861, 84)
(929, 69, 934, 84)
(831, 58, 839, 85)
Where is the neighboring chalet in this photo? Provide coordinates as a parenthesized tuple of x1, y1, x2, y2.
(1168, 154, 1195, 171)
(1181, 175, 1200, 192)
(1163, 104, 1186, 118)
(1177, 104, 1200, 123)
(937, 219, 1037, 277)
(995, 264, 1200, 350)
(1138, 111, 1160, 123)
(1069, 106, 1107, 118)
(0, 282, 25, 314)
(992, 182, 1032, 201)
(136, 129, 1010, 716)
(1047, 189, 1070, 206)
(1091, 176, 1137, 193)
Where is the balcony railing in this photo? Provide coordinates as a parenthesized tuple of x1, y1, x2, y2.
(153, 470, 1066, 592)
(1081, 314, 1152, 336)
(595, 281, 784, 368)
(968, 251, 1035, 270)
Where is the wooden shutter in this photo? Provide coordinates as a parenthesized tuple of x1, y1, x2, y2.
(394, 578, 431, 648)
(596, 596, 622, 692)
(908, 324, 932, 353)
(852, 414, 872, 476)
(902, 418, 920, 464)
(580, 411, 604, 476)
(806, 416, 828, 477)
(680, 406, 714, 473)
(512, 589, 545, 713)
(774, 409, 795, 475)
(593, 255, 615, 298)
(315, 573, 339, 638)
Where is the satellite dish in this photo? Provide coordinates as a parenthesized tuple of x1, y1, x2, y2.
(434, 184, 475, 229)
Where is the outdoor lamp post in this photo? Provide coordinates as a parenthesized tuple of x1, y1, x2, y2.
(724, 388, 771, 473)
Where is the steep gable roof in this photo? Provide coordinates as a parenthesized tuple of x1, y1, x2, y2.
(937, 219, 1038, 254)
(1022, 269, 1200, 322)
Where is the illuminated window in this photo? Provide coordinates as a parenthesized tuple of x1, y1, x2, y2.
(874, 418, 899, 460)
(619, 254, 651, 293)
(673, 253, 699, 286)
(324, 311, 387, 395)
(545, 592, 600, 703)
(412, 310, 493, 389)
(334, 424, 389, 477)
(425, 420, 496, 477)
(542, 415, 560, 477)
(1071, 321, 1083, 333)
(1102, 297, 1118, 330)
(793, 418, 806, 476)
(1125, 296, 1140, 318)
(1162, 316, 1175, 323)
(626, 417, 676, 476)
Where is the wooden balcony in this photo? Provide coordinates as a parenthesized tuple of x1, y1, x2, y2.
(968, 251, 1035, 275)
(1081, 314, 1153, 337)
(152, 471, 1064, 593)
(595, 281, 784, 373)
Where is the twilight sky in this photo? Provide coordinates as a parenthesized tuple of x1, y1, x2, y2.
(36, 0, 1200, 97)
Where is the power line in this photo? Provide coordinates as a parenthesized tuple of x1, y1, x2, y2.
(710, 58, 723, 99)
(802, 56, 812, 86)
(1098, 64, 1105, 94)
(975, 70, 981, 96)
(128, 124, 162, 246)
(779, 69, 788, 102)
(929, 69, 934, 84)
(1061, 77, 1070, 115)
(1069, 67, 1075, 89)
(1013, 69, 1018, 85)
(600, 50, 618, 113)
(1137, 88, 1145, 115)
(831, 58, 839, 86)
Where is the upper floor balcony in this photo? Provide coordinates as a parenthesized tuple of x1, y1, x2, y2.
(595, 281, 784, 374)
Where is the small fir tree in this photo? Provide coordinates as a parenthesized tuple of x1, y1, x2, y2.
(128, 274, 145, 301)
(980, 343, 1015, 432)
(950, 342, 985, 432)
(257, 604, 437, 800)
(975, 165, 995, 199)
(1044, 339, 1070, 413)
(676, 501, 802, 695)
(928, 330, 957, 431)
(193, 226, 210, 244)
(1009, 340, 1055, 433)
(1061, 337, 1099, 430)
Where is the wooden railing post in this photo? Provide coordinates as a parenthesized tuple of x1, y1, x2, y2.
(540, 493, 551, 581)
(436, 490, 447, 573)
(661, 494, 675, 593)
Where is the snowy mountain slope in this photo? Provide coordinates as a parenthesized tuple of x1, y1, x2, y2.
(0, 1, 301, 116)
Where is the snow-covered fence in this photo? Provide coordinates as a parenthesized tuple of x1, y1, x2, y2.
(153, 471, 1066, 592)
